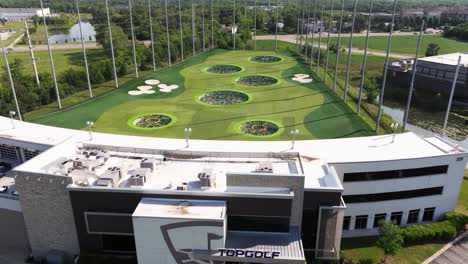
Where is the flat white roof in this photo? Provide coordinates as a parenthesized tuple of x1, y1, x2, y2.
(2, 117, 465, 169)
(419, 52, 468, 66)
(132, 198, 226, 220)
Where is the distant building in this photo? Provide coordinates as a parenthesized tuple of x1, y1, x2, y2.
(0, 8, 51, 21)
(441, 7, 468, 21)
(400, 8, 444, 18)
(304, 21, 326, 33)
(389, 53, 468, 99)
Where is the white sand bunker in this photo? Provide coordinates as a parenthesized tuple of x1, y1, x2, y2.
(145, 79, 160, 85)
(158, 84, 179, 93)
(292, 74, 313, 84)
(128, 86, 156, 96)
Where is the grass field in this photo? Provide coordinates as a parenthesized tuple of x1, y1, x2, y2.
(340, 236, 446, 264)
(321, 34, 468, 56)
(27, 49, 375, 140)
(0, 49, 106, 76)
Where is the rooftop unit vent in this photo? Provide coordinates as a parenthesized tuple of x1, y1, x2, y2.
(256, 162, 273, 173)
(198, 169, 214, 190)
(140, 158, 157, 171)
(128, 168, 150, 187)
(95, 178, 114, 187)
(176, 182, 188, 191)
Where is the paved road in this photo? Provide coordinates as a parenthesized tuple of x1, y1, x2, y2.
(256, 34, 410, 59)
(424, 232, 468, 264)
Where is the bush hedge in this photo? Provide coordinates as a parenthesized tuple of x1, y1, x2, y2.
(400, 212, 467, 244)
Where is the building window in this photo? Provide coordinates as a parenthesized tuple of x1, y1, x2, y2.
(343, 187, 444, 203)
(343, 216, 351, 230)
(373, 213, 387, 228)
(343, 165, 448, 182)
(422, 207, 436, 222)
(355, 215, 368, 229)
(390, 212, 403, 226)
(407, 209, 420, 224)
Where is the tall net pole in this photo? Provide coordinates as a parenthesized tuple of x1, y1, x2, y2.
(323, 0, 334, 83)
(75, 0, 92, 98)
(442, 55, 462, 138)
(309, 0, 317, 68)
(274, 0, 279, 51)
(192, 0, 197, 55)
(332, 0, 345, 92)
(165, 0, 172, 66)
(304, 0, 311, 61)
(402, 19, 425, 131)
(39, 0, 61, 108)
(202, 0, 206, 52)
(211, 0, 215, 48)
(299, 0, 306, 55)
(315, 0, 325, 75)
(148, 0, 157, 71)
(128, 0, 138, 78)
(295, 0, 301, 52)
(357, 0, 374, 114)
(233, 0, 236, 49)
(0, 38, 22, 120)
(375, 0, 398, 132)
(24, 21, 40, 86)
(178, 0, 185, 61)
(343, 0, 358, 102)
(253, 0, 257, 50)
(105, 0, 119, 88)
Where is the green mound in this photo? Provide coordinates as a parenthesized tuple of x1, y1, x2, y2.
(206, 64, 243, 74)
(240, 121, 280, 136)
(199, 90, 250, 105)
(237, 75, 278, 86)
(250, 55, 282, 63)
(130, 114, 174, 129)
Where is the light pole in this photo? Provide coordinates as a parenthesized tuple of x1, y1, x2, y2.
(9, 111, 16, 129)
(391, 122, 399, 143)
(184, 127, 192, 148)
(86, 121, 94, 141)
(290, 129, 299, 150)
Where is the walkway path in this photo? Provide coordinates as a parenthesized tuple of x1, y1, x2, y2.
(423, 231, 468, 264)
(256, 34, 410, 59)
(2, 42, 100, 53)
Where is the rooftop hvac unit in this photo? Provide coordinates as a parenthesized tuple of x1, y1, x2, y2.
(176, 182, 188, 191)
(95, 178, 114, 187)
(140, 158, 157, 171)
(128, 175, 146, 186)
(256, 162, 273, 173)
(198, 169, 214, 190)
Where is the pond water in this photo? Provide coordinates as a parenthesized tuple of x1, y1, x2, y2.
(382, 103, 468, 150)
(48, 22, 96, 44)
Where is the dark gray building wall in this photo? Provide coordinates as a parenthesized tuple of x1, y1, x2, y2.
(68, 189, 292, 254)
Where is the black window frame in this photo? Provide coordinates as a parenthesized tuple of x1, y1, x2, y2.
(422, 207, 436, 222)
(343, 187, 443, 203)
(343, 216, 351, 230)
(354, 215, 368, 230)
(390, 211, 403, 226)
(373, 213, 387, 228)
(343, 165, 448, 182)
(407, 209, 420, 224)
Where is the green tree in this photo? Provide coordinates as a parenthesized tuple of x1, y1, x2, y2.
(376, 221, 404, 263)
(364, 73, 380, 104)
(425, 43, 441, 57)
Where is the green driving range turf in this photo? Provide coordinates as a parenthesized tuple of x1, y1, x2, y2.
(28, 49, 375, 140)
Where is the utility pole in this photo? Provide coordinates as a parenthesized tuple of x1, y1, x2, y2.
(75, 0, 92, 98)
(39, 0, 61, 108)
(105, 0, 119, 88)
(128, 0, 138, 78)
(0, 37, 22, 120)
(24, 21, 40, 86)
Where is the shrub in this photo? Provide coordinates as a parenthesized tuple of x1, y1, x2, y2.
(400, 212, 467, 244)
